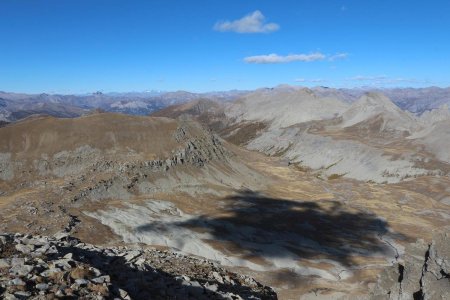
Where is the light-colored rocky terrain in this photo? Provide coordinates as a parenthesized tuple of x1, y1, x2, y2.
(146, 87, 450, 298)
(339, 92, 419, 132)
(176, 85, 450, 184)
(0, 233, 275, 299)
(225, 86, 349, 129)
(370, 229, 450, 299)
(1, 90, 450, 299)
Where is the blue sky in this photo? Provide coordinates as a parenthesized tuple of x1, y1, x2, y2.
(0, 0, 449, 93)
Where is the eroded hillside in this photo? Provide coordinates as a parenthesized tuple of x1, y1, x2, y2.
(155, 86, 450, 184)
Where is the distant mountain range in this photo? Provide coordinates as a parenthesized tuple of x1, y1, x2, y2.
(0, 86, 449, 123)
(0, 90, 249, 122)
(312, 86, 450, 113)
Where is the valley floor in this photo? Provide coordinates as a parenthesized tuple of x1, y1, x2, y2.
(239, 153, 450, 299)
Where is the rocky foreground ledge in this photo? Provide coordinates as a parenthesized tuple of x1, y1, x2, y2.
(0, 233, 277, 300)
(370, 231, 450, 299)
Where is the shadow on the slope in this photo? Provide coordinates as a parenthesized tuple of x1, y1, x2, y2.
(137, 189, 411, 268)
(53, 242, 276, 300)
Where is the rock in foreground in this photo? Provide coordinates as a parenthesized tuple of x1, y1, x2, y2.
(0, 233, 277, 300)
(370, 231, 450, 299)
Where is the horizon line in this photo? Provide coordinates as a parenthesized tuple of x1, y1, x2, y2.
(1, 84, 449, 96)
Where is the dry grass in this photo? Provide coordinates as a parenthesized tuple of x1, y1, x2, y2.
(0, 242, 18, 258)
(327, 173, 346, 180)
(0, 113, 181, 159)
(220, 122, 267, 146)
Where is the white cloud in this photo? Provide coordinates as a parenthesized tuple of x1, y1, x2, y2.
(214, 10, 280, 33)
(244, 52, 348, 64)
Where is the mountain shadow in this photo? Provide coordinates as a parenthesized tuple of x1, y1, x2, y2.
(137, 190, 411, 268)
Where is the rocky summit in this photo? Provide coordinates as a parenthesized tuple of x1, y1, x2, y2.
(0, 233, 276, 300)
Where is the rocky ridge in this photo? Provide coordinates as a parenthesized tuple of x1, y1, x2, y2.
(0, 233, 277, 300)
(370, 230, 450, 299)
(0, 116, 229, 182)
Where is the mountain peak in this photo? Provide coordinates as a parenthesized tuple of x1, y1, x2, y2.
(359, 92, 398, 108)
(341, 92, 418, 131)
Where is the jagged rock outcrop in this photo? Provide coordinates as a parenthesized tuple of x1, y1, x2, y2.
(370, 231, 450, 299)
(0, 114, 230, 182)
(0, 233, 277, 300)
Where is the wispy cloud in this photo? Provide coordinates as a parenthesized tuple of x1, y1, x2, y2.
(214, 10, 280, 33)
(244, 52, 347, 64)
(329, 53, 348, 61)
(294, 78, 326, 83)
(348, 75, 431, 85)
(349, 75, 388, 81)
(244, 53, 325, 64)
